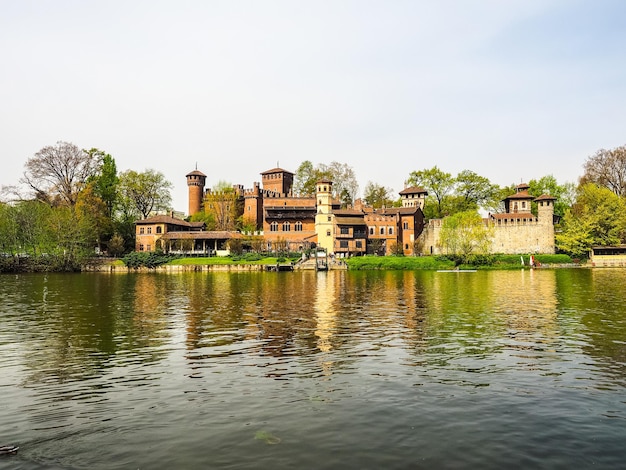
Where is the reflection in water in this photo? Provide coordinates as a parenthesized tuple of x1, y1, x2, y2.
(1, 269, 626, 469)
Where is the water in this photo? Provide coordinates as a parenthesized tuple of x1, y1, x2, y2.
(1, 269, 625, 469)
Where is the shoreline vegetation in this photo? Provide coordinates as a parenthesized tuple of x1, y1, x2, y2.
(0, 252, 578, 273)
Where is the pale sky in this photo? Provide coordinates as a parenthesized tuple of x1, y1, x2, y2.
(1, 0, 625, 213)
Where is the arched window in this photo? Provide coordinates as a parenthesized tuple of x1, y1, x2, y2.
(369, 227, 374, 235)
(326, 230, 331, 237)
(389, 227, 393, 235)
(156, 226, 162, 234)
(270, 222, 279, 232)
(283, 222, 291, 232)
(295, 221, 303, 231)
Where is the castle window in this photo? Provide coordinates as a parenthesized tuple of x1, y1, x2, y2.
(139, 244, 144, 251)
(380, 227, 385, 235)
(270, 222, 279, 232)
(340, 241, 348, 248)
(369, 227, 374, 235)
(356, 241, 362, 249)
(340, 227, 349, 235)
(318, 199, 322, 205)
(147, 227, 152, 234)
(389, 227, 393, 235)
(156, 226, 162, 234)
(283, 222, 290, 232)
(522, 202, 526, 209)
(326, 230, 331, 236)
(327, 216, 331, 222)
(403, 222, 409, 230)
(140, 227, 145, 234)
(147, 244, 151, 251)
(295, 221, 303, 231)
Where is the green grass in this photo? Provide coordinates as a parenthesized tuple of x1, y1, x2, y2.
(346, 256, 456, 271)
(345, 254, 575, 271)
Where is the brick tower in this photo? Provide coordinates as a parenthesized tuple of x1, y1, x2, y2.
(186, 168, 206, 216)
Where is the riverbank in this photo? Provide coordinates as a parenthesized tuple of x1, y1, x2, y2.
(80, 253, 579, 273)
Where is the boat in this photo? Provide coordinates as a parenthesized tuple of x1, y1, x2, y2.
(0, 445, 19, 455)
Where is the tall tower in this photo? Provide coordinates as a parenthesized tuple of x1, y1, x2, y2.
(186, 169, 206, 216)
(315, 179, 334, 253)
(261, 167, 294, 194)
(399, 186, 428, 209)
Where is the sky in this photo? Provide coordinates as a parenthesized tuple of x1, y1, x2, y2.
(1, 0, 625, 213)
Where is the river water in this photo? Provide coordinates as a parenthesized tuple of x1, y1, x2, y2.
(1, 268, 625, 469)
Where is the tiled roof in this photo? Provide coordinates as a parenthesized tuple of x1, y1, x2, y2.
(261, 168, 294, 175)
(136, 215, 192, 226)
(186, 169, 207, 177)
(534, 194, 557, 201)
(399, 186, 427, 195)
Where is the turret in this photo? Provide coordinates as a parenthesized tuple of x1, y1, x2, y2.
(315, 179, 334, 254)
(534, 194, 556, 225)
(186, 169, 207, 216)
(399, 186, 428, 209)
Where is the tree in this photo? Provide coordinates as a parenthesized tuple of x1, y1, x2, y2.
(107, 233, 126, 258)
(293, 161, 358, 203)
(363, 181, 394, 208)
(21, 141, 102, 207)
(293, 161, 324, 196)
(454, 170, 499, 211)
(438, 211, 493, 263)
(528, 175, 575, 218)
(118, 169, 173, 219)
(556, 183, 626, 257)
(75, 182, 111, 253)
(203, 182, 242, 231)
(326, 161, 359, 206)
(581, 145, 626, 197)
(407, 166, 455, 218)
(87, 150, 118, 219)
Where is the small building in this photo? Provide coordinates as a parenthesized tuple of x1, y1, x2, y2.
(589, 245, 626, 267)
(135, 214, 241, 256)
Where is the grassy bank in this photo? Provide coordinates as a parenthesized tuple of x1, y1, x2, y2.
(345, 254, 575, 271)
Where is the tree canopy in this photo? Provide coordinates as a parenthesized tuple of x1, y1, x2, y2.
(363, 181, 395, 208)
(581, 145, 626, 198)
(21, 141, 102, 206)
(293, 160, 359, 205)
(118, 169, 173, 219)
(556, 183, 626, 257)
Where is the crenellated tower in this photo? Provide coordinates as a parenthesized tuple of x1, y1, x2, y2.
(186, 169, 207, 216)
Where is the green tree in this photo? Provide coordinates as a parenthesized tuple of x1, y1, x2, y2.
(293, 161, 358, 203)
(88, 150, 118, 219)
(438, 211, 493, 263)
(454, 170, 499, 212)
(118, 169, 173, 219)
(556, 183, 626, 257)
(293, 161, 325, 196)
(363, 181, 394, 208)
(528, 175, 575, 218)
(204, 182, 242, 231)
(407, 166, 455, 218)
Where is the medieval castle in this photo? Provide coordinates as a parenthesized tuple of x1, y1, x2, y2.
(135, 166, 556, 256)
